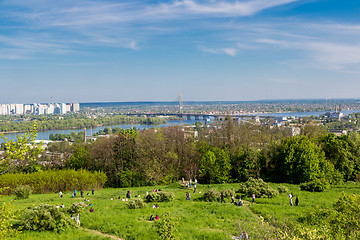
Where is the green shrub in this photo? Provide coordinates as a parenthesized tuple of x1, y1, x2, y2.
(13, 185, 32, 199)
(126, 198, 146, 209)
(155, 212, 179, 240)
(300, 178, 330, 192)
(202, 188, 220, 202)
(157, 192, 175, 202)
(298, 194, 360, 239)
(19, 203, 75, 232)
(145, 193, 160, 203)
(277, 185, 289, 193)
(221, 189, 235, 198)
(67, 202, 86, 214)
(0, 169, 107, 195)
(238, 177, 279, 198)
(145, 192, 175, 202)
(0, 203, 20, 239)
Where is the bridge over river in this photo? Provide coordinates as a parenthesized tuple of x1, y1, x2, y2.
(125, 113, 264, 121)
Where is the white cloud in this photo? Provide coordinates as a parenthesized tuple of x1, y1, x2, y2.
(200, 46, 238, 56)
(170, 0, 299, 16)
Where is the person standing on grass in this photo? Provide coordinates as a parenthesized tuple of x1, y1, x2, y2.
(74, 189, 77, 198)
(252, 193, 255, 203)
(238, 197, 242, 207)
(189, 179, 192, 188)
(75, 213, 80, 226)
(295, 196, 299, 206)
(92, 189, 94, 195)
(59, 191, 63, 198)
(289, 193, 293, 206)
(193, 184, 197, 193)
(81, 190, 84, 198)
(221, 192, 225, 203)
(231, 195, 235, 204)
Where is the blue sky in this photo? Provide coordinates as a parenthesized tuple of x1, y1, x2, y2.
(0, 0, 360, 103)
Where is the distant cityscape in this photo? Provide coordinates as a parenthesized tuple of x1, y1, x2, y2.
(0, 102, 80, 115)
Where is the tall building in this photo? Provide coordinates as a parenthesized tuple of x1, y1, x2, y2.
(72, 102, 80, 112)
(60, 103, 67, 115)
(0, 102, 80, 115)
(15, 104, 24, 114)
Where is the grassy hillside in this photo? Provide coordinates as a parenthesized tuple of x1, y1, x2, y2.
(1, 182, 359, 239)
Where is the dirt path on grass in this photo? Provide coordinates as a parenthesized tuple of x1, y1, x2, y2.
(80, 227, 123, 240)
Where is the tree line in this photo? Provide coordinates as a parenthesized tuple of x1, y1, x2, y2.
(0, 114, 166, 132)
(41, 119, 360, 188)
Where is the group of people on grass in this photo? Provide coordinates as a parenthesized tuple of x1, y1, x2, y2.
(184, 178, 198, 193)
(288, 193, 299, 206)
(57, 189, 96, 227)
(59, 189, 95, 199)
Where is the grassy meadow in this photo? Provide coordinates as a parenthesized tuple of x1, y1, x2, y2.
(1, 182, 360, 239)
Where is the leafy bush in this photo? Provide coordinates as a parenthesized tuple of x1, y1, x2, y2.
(300, 178, 330, 192)
(221, 189, 235, 198)
(19, 203, 75, 232)
(145, 192, 175, 203)
(277, 185, 289, 193)
(202, 188, 220, 202)
(145, 193, 160, 203)
(157, 192, 175, 202)
(0, 203, 20, 239)
(0, 169, 107, 195)
(155, 212, 179, 240)
(238, 177, 279, 198)
(126, 198, 146, 209)
(13, 185, 32, 199)
(298, 194, 360, 239)
(67, 202, 86, 214)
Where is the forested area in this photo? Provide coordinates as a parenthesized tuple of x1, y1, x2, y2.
(37, 119, 360, 190)
(0, 114, 166, 132)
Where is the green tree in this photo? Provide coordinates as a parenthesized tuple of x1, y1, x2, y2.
(0, 123, 43, 174)
(66, 145, 90, 170)
(198, 144, 231, 184)
(270, 136, 332, 184)
(320, 134, 355, 181)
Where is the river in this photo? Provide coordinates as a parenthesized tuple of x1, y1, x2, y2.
(2, 109, 360, 141)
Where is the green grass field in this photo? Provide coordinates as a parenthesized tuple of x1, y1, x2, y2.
(1, 182, 360, 240)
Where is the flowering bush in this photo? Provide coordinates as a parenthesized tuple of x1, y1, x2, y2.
(67, 202, 86, 214)
(19, 204, 75, 232)
(238, 178, 278, 198)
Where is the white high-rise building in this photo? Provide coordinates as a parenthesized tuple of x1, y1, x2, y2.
(24, 104, 33, 114)
(60, 103, 67, 115)
(72, 102, 80, 112)
(0, 104, 8, 115)
(15, 104, 24, 114)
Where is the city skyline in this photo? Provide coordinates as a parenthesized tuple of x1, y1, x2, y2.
(0, 0, 360, 103)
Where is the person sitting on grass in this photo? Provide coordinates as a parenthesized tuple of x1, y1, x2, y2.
(155, 215, 159, 220)
(90, 207, 94, 212)
(149, 215, 154, 221)
(61, 204, 65, 208)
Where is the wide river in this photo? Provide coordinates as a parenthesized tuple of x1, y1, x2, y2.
(2, 109, 360, 141)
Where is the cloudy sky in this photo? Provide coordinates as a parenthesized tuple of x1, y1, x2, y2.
(0, 0, 359, 103)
